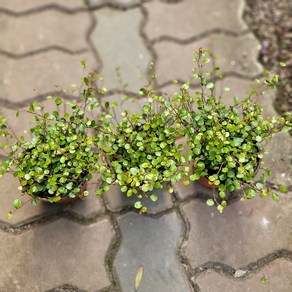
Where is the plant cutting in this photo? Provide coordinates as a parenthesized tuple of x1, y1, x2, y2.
(95, 89, 189, 213)
(0, 70, 104, 218)
(157, 48, 292, 212)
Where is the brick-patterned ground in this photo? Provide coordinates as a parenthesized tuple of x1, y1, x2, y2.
(0, 1, 291, 291)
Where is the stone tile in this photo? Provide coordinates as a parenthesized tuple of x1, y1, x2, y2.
(182, 193, 292, 269)
(104, 185, 173, 214)
(0, 11, 91, 54)
(89, 0, 140, 8)
(214, 77, 278, 117)
(101, 94, 148, 123)
(196, 259, 292, 292)
(145, 0, 247, 40)
(115, 212, 190, 291)
(262, 132, 292, 186)
(0, 0, 85, 12)
(0, 51, 98, 104)
(0, 174, 62, 227)
(0, 217, 114, 291)
(154, 33, 262, 86)
(65, 175, 105, 219)
(90, 8, 151, 92)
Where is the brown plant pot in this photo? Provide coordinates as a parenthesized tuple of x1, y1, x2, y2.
(198, 176, 218, 189)
(197, 159, 261, 191)
(35, 182, 87, 204)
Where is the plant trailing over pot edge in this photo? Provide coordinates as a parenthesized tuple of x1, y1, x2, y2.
(0, 69, 105, 218)
(156, 48, 292, 212)
(95, 88, 189, 213)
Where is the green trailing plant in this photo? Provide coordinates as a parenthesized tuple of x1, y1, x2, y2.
(157, 48, 292, 212)
(95, 89, 189, 213)
(0, 70, 105, 218)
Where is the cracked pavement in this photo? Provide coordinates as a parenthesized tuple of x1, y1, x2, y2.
(0, 0, 291, 291)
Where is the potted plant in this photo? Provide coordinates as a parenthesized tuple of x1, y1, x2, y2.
(95, 89, 190, 213)
(157, 48, 292, 212)
(0, 71, 104, 218)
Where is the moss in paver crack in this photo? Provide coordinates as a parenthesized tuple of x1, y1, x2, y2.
(104, 213, 123, 291)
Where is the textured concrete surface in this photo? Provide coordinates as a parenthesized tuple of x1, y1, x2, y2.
(0, 218, 114, 291)
(145, 0, 247, 40)
(0, 0, 291, 291)
(182, 194, 292, 269)
(90, 8, 151, 91)
(115, 212, 189, 292)
(0, 11, 90, 54)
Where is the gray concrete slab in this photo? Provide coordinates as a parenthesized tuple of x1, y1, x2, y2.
(182, 193, 292, 269)
(115, 212, 190, 292)
(0, 218, 114, 292)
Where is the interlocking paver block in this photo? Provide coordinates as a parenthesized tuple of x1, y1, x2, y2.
(104, 185, 173, 213)
(0, 218, 114, 291)
(89, 0, 141, 7)
(262, 131, 292, 185)
(145, 0, 247, 40)
(0, 174, 62, 227)
(0, 0, 85, 12)
(195, 259, 292, 292)
(0, 51, 98, 103)
(182, 193, 292, 269)
(154, 34, 262, 86)
(90, 8, 151, 92)
(115, 212, 189, 291)
(0, 11, 91, 54)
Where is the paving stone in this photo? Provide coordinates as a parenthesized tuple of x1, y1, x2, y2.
(182, 193, 292, 269)
(195, 259, 292, 292)
(65, 174, 105, 219)
(0, 0, 85, 12)
(145, 0, 247, 40)
(154, 34, 262, 86)
(0, 174, 62, 227)
(90, 8, 151, 92)
(0, 11, 91, 54)
(89, 0, 140, 8)
(0, 51, 98, 104)
(104, 185, 173, 214)
(0, 217, 114, 291)
(262, 132, 292, 186)
(102, 94, 148, 123)
(115, 212, 190, 291)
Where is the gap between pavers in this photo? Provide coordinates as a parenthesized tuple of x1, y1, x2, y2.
(0, 0, 86, 12)
(195, 258, 292, 292)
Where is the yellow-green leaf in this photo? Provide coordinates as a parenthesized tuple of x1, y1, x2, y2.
(134, 265, 144, 291)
